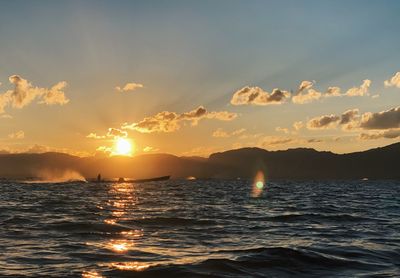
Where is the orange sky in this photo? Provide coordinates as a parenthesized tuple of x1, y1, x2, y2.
(1, 1, 400, 157)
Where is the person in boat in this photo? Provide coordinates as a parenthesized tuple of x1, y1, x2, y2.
(97, 173, 101, 182)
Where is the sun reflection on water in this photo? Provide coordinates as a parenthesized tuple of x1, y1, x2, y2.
(120, 229, 143, 237)
(104, 262, 150, 271)
(82, 270, 104, 278)
(106, 239, 133, 253)
(104, 219, 116, 225)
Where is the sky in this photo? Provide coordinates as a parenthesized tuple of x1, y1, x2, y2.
(1, 0, 400, 157)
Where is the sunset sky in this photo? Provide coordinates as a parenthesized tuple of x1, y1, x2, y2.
(1, 0, 400, 157)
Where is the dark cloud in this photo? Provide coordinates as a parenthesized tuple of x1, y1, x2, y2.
(230, 86, 290, 105)
(359, 106, 400, 130)
(359, 129, 400, 140)
(307, 114, 340, 129)
(123, 106, 237, 133)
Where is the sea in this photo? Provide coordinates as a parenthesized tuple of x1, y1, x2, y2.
(0, 179, 399, 277)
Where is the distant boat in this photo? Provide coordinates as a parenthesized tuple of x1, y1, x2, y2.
(124, 175, 170, 183)
(91, 175, 170, 183)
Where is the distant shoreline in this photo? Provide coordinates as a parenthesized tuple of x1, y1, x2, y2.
(1, 142, 399, 180)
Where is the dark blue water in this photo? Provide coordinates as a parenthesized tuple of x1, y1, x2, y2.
(0, 180, 399, 277)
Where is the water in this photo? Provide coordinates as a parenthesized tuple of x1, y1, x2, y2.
(1, 180, 399, 277)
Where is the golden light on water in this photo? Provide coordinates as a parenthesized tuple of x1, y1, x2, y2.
(104, 219, 116, 225)
(120, 229, 143, 237)
(105, 262, 150, 271)
(82, 271, 104, 278)
(252, 170, 266, 197)
(107, 239, 133, 253)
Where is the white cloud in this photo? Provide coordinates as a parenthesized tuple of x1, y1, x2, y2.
(0, 75, 69, 114)
(292, 88, 322, 104)
(297, 80, 314, 93)
(8, 130, 24, 139)
(345, 79, 371, 97)
(275, 127, 290, 134)
(384, 72, 400, 88)
(86, 133, 106, 139)
(116, 82, 144, 92)
(293, 121, 304, 131)
(143, 146, 159, 152)
(212, 128, 245, 138)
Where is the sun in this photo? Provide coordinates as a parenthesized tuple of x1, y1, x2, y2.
(114, 138, 133, 156)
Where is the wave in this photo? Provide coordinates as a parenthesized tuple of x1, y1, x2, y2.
(124, 217, 217, 226)
(233, 213, 373, 223)
(103, 247, 390, 278)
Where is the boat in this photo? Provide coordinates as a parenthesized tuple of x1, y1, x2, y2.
(90, 175, 170, 183)
(126, 175, 170, 183)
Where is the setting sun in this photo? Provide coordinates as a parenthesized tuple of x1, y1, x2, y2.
(114, 138, 133, 156)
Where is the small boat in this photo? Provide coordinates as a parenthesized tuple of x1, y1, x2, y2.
(126, 175, 170, 183)
(91, 175, 170, 183)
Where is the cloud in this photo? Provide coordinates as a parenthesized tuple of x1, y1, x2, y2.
(292, 89, 322, 104)
(259, 136, 297, 147)
(359, 129, 400, 140)
(86, 133, 106, 139)
(359, 106, 400, 130)
(292, 79, 371, 105)
(339, 109, 359, 125)
(87, 128, 128, 139)
(1, 114, 12, 119)
(305, 106, 400, 136)
(345, 79, 371, 97)
(8, 130, 24, 139)
(107, 128, 128, 138)
(143, 146, 159, 152)
(230, 86, 290, 106)
(212, 128, 229, 138)
(0, 91, 11, 113)
(325, 86, 342, 97)
(0, 75, 69, 113)
(306, 109, 360, 130)
(339, 109, 360, 130)
(275, 127, 290, 134)
(96, 146, 112, 155)
(307, 138, 323, 143)
(212, 128, 245, 138)
(307, 114, 340, 129)
(26, 144, 51, 154)
(293, 121, 304, 131)
(115, 82, 144, 92)
(297, 80, 314, 93)
(384, 72, 400, 88)
(123, 106, 237, 133)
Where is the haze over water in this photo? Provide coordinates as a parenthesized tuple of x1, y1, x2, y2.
(1, 180, 399, 277)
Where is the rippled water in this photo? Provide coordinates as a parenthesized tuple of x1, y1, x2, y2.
(0, 180, 399, 277)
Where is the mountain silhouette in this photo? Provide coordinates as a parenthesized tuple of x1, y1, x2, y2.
(0, 142, 399, 180)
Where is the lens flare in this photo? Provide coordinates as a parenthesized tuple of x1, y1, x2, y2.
(256, 181, 264, 189)
(252, 171, 266, 197)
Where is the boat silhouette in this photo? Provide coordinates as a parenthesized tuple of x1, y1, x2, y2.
(91, 175, 170, 183)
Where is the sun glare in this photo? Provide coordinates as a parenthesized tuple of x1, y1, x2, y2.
(114, 138, 133, 156)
